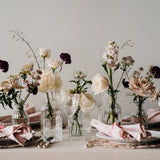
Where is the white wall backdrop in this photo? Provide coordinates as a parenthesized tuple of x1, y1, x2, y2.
(0, 0, 160, 116)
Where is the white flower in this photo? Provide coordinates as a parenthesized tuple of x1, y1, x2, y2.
(103, 41, 119, 70)
(91, 73, 109, 95)
(53, 72, 63, 89)
(38, 48, 51, 58)
(20, 63, 34, 72)
(79, 93, 95, 112)
(38, 69, 55, 93)
(74, 71, 86, 79)
(47, 59, 62, 70)
(106, 59, 117, 70)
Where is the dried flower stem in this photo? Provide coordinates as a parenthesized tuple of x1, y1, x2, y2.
(10, 30, 40, 69)
(119, 40, 135, 50)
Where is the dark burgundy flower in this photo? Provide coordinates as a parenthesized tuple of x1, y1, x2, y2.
(27, 84, 38, 95)
(122, 78, 129, 88)
(60, 53, 71, 64)
(151, 66, 160, 79)
(0, 59, 9, 72)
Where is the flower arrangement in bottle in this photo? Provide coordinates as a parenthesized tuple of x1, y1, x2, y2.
(91, 40, 135, 124)
(69, 71, 95, 136)
(0, 63, 39, 124)
(122, 66, 160, 125)
(10, 30, 72, 122)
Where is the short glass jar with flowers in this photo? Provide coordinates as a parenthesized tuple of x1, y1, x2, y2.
(91, 41, 135, 125)
(10, 30, 71, 140)
(37, 48, 72, 140)
(68, 71, 95, 136)
(0, 63, 39, 124)
(122, 66, 160, 126)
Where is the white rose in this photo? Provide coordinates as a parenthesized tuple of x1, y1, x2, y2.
(38, 48, 51, 58)
(79, 93, 96, 112)
(38, 69, 55, 93)
(91, 73, 109, 95)
(47, 59, 62, 69)
(54, 72, 63, 89)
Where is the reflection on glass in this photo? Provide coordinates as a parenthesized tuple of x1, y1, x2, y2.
(61, 90, 80, 138)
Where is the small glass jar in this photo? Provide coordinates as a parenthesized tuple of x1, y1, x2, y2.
(12, 104, 29, 125)
(41, 104, 62, 141)
(70, 109, 82, 137)
(104, 94, 122, 125)
(130, 107, 148, 128)
(82, 111, 91, 135)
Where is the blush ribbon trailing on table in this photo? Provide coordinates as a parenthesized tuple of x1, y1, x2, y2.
(147, 108, 160, 123)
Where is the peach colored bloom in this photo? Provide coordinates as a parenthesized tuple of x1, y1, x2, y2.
(129, 77, 154, 97)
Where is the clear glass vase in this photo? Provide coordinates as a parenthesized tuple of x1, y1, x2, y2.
(104, 94, 122, 125)
(41, 103, 62, 141)
(50, 89, 63, 113)
(82, 111, 91, 135)
(70, 107, 82, 137)
(12, 104, 29, 125)
(130, 105, 148, 128)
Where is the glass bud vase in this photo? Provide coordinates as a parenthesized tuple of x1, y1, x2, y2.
(104, 94, 122, 125)
(50, 89, 63, 113)
(41, 103, 62, 141)
(130, 105, 148, 128)
(82, 111, 91, 135)
(70, 107, 82, 137)
(12, 104, 29, 125)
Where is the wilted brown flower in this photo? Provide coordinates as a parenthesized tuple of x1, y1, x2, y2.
(133, 71, 140, 77)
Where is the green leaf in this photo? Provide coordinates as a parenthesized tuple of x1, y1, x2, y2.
(20, 72, 27, 80)
(8, 88, 14, 96)
(81, 82, 87, 88)
(69, 80, 77, 83)
(84, 80, 92, 84)
(115, 62, 121, 71)
(102, 61, 108, 74)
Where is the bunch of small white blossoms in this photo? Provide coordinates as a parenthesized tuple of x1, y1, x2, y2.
(103, 41, 119, 70)
(70, 71, 96, 112)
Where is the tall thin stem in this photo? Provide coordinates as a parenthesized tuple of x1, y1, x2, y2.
(43, 57, 46, 69)
(59, 61, 64, 72)
(109, 68, 113, 87)
(68, 116, 72, 137)
(116, 70, 125, 90)
(10, 30, 40, 69)
(22, 93, 30, 105)
(46, 92, 54, 119)
(138, 96, 143, 123)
